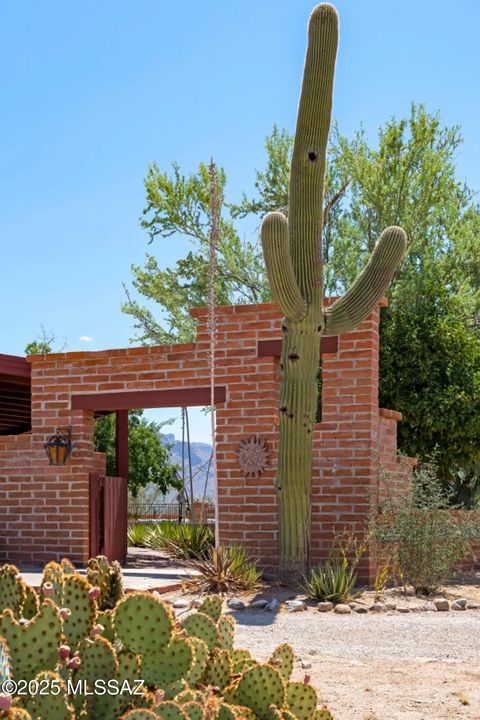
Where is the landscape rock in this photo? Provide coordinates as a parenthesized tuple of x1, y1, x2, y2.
(369, 603, 387, 613)
(227, 598, 246, 611)
(451, 598, 467, 611)
(301, 660, 312, 669)
(173, 598, 190, 609)
(467, 600, 480, 610)
(433, 598, 450, 612)
(385, 602, 397, 611)
(352, 604, 368, 614)
(249, 599, 269, 609)
(265, 598, 280, 612)
(423, 602, 438, 612)
(317, 601, 334, 612)
(334, 603, 351, 614)
(396, 606, 410, 613)
(286, 600, 307, 612)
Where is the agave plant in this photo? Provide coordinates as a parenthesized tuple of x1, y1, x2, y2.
(145, 521, 215, 560)
(126, 523, 151, 548)
(303, 561, 358, 603)
(187, 545, 262, 594)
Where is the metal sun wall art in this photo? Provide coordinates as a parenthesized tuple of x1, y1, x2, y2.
(237, 436, 270, 478)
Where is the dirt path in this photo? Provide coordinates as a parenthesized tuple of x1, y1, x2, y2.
(233, 611, 480, 720)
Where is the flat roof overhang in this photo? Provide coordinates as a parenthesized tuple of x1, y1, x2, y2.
(0, 354, 31, 435)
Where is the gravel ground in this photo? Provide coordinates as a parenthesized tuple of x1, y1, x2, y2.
(232, 609, 480, 720)
(163, 575, 480, 720)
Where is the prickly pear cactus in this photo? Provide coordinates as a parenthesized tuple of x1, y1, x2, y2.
(260, 3, 407, 571)
(86, 555, 124, 610)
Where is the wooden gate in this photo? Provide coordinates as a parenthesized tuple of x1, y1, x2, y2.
(89, 474, 128, 564)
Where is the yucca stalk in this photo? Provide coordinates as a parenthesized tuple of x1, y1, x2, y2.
(261, 4, 407, 573)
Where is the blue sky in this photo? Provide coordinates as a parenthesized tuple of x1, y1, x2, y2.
(1, 0, 479, 442)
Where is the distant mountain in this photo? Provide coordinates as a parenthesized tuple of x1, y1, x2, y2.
(139, 434, 214, 503)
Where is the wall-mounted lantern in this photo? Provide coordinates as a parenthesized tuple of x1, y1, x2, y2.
(44, 426, 73, 466)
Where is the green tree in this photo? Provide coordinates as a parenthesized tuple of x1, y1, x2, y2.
(124, 106, 480, 493)
(24, 327, 65, 355)
(123, 162, 268, 344)
(94, 410, 181, 498)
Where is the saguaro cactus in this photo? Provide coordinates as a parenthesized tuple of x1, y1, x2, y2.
(261, 4, 407, 572)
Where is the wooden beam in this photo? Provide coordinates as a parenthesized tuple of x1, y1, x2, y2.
(115, 410, 129, 480)
(0, 354, 30, 378)
(72, 386, 227, 412)
(257, 336, 338, 357)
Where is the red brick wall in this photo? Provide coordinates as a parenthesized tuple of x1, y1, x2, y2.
(0, 301, 409, 578)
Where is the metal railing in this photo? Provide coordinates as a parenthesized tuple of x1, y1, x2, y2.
(128, 502, 215, 525)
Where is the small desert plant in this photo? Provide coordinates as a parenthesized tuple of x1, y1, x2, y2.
(372, 461, 480, 595)
(186, 545, 262, 594)
(126, 522, 151, 547)
(373, 562, 390, 602)
(304, 561, 357, 603)
(146, 521, 214, 560)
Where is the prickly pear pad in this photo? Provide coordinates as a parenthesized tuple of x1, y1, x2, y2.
(114, 593, 174, 654)
(0, 565, 25, 617)
(120, 711, 159, 719)
(286, 681, 318, 720)
(181, 612, 217, 651)
(237, 664, 286, 720)
(198, 595, 222, 621)
(216, 614, 235, 650)
(0, 600, 62, 681)
(231, 649, 255, 674)
(21, 585, 39, 621)
(62, 574, 96, 646)
(311, 708, 334, 720)
(30, 670, 74, 720)
(41, 562, 64, 604)
(203, 648, 232, 690)
(184, 637, 208, 685)
(141, 635, 193, 686)
(269, 644, 294, 682)
(76, 636, 118, 685)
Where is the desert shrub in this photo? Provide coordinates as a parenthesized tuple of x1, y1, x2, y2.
(146, 521, 214, 559)
(187, 545, 262, 594)
(371, 462, 480, 594)
(126, 522, 151, 547)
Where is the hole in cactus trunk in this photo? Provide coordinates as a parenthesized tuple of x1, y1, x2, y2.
(308, 151, 317, 162)
(288, 352, 300, 361)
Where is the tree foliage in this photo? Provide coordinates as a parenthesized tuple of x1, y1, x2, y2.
(94, 410, 181, 498)
(124, 105, 480, 494)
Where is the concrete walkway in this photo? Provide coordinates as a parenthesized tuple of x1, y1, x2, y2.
(17, 548, 197, 593)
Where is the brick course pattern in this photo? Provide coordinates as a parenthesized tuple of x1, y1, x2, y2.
(1, 301, 411, 579)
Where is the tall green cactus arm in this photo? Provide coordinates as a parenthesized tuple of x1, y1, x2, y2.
(289, 3, 338, 304)
(261, 213, 307, 321)
(324, 226, 407, 335)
